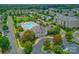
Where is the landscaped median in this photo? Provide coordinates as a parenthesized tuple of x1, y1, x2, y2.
(15, 29, 36, 54)
(16, 39, 24, 49)
(41, 41, 54, 54)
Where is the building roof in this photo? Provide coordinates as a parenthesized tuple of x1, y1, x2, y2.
(56, 14, 79, 21)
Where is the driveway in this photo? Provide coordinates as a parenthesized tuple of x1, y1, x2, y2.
(32, 37, 53, 54)
(32, 37, 44, 54)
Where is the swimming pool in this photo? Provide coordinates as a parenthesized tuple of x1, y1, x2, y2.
(25, 23, 33, 29)
(21, 22, 39, 30)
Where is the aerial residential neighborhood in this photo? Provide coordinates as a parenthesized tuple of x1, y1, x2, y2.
(1, 4, 79, 54)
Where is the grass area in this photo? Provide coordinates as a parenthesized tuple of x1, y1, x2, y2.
(72, 41, 79, 45)
(76, 35, 79, 38)
(20, 40, 25, 48)
(14, 16, 32, 23)
(41, 46, 47, 54)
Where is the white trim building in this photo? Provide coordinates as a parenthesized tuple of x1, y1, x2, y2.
(54, 14, 79, 28)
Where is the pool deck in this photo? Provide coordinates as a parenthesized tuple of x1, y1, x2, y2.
(20, 22, 39, 30)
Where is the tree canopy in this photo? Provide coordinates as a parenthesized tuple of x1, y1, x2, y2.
(0, 36, 10, 53)
(24, 41, 33, 54)
(48, 26, 60, 35)
(22, 30, 35, 42)
(2, 25, 8, 31)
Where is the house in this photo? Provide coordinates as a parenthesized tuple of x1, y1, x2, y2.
(54, 14, 79, 28)
(73, 31, 79, 42)
(48, 8, 56, 16)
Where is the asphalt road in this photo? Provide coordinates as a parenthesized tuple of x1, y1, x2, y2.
(7, 16, 17, 54)
(32, 37, 53, 54)
(32, 37, 44, 54)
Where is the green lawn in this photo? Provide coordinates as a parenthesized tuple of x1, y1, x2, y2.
(14, 16, 32, 23)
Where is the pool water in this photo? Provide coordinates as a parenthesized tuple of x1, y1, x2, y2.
(25, 23, 33, 29)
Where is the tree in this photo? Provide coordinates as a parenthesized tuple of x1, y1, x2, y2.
(65, 32, 73, 42)
(2, 13, 7, 24)
(17, 26, 23, 32)
(48, 26, 60, 35)
(53, 34, 62, 44)
(52, 44, 63, 54)
(22, 30, 35, 42)
(43, 38, 50, 50)
(74, 13, 79, 16)
(0, 36, 10, 53)
(0, 32, 2, 37)
(64, 27, 72, 32)
(2, 25, 8, 31)
(0, 9, 7, 14)
(65, 13, 68, 16)
(15, 31, 20, 39)
(24, 41, 33, 54)
(13, 16, 17, 23)
(2, 18, 7, 24)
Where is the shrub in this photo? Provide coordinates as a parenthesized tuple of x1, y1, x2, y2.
(65, 32, 73, 42)
(53, 34, 62, 44)
(24, 41, 33, 54)
(2, 25, 8, 31)
(48, 26, 60, 35)
(43, 38, 50, 50)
